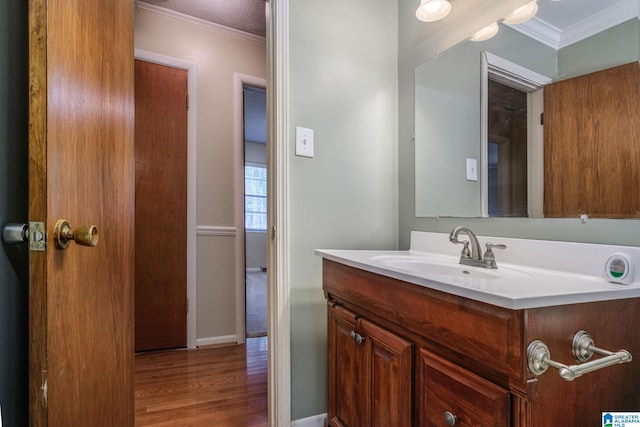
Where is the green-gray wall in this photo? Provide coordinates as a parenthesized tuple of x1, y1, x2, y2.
(399, 1, 640, 249)
(0, 0, 29, 425)
(289, 0, 398, 419)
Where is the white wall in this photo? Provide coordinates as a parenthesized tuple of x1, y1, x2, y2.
(289, 0, 399, 419)
(134, 5, 266, 343)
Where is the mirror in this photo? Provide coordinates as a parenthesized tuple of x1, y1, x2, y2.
(415, 0, 640, 218)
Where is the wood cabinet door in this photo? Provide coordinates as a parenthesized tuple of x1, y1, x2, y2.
(327, 304, 360, 427)
(418, 349, 510, 427)
(28, 0, 135, 424)
(359, 318, 413, 427)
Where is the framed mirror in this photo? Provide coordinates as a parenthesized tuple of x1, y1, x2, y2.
(414, 0, 640, 218)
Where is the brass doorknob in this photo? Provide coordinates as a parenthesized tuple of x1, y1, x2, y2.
(54, 219, 99, 249)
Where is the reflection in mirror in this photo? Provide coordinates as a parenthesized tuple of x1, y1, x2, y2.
(487, 80, 528, 217)
(414, 0, 640, 218)
(481, 51, 550, 218)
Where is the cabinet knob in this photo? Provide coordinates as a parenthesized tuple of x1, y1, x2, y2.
(444, 411, 457, 426)
(349, 330, 365, 345)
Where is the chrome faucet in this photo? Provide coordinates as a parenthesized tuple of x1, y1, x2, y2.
(449, 226, 506, 269)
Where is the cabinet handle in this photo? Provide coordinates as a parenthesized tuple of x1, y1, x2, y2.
(349, 330, 365, 345)
(444, 411, 457, 426)
(527, 331, 632, 381)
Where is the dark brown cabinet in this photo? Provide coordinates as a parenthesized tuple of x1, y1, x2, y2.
(419, 349, 510, 426)
(322, 258, 640, 427)
(327, 304, 412, 426)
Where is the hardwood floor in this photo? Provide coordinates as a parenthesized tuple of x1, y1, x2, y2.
(134, 337, 268, 426)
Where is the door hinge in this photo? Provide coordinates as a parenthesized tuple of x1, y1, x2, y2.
(186, 94, 189, 110)
(271, 225, 276, 241)
(540, 112, 544, 125)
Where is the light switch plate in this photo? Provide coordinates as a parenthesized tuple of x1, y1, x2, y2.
(466, 158, 478, 181)
(296, 126, 314, 158)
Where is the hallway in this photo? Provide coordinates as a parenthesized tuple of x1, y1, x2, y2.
(135, 337, 268, 426)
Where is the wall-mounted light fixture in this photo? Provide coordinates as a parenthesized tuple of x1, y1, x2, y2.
(470, 22, 500, 41)
(416, 0, 540, 44)
(416, 0, 452, 22)
(470, 0, 538, 42)
(503, 0, 539, 25)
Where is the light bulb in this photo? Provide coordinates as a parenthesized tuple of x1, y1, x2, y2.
(470, 22, 499, 42)
(503, 1, 539, 25)
(416, 0, 452, 22)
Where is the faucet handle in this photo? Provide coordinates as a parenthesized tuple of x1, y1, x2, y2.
(485, 243, 506, 251)
(451, 238, 472, 259)
(484, 243, 506, 269)
(460, 241, 471, 259)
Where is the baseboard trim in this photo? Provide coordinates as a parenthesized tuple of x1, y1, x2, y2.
(196, 335, 238, 347)
(291, 414, 326, 427)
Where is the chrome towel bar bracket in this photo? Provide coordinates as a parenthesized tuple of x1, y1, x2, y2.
(527, 331, 632, 381)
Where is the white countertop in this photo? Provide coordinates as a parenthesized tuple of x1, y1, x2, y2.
(316, 232, 640, 309)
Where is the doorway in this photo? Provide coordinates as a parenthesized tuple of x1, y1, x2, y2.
(243, 85, 268, 338)
(133, 51, 199, 351)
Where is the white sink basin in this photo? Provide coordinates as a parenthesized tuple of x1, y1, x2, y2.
(371, 254, 513, 279)
(316, 231, 640, 309)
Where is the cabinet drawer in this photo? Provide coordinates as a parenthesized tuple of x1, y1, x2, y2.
(419, 349, 510, 427)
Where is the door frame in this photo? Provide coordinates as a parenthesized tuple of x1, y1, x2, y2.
(134, 49, 199, 349)
(234, 73, 267, 344)
(267, 0, 291, 424)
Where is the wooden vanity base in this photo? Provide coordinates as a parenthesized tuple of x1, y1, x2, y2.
(323, 259, 640, 426)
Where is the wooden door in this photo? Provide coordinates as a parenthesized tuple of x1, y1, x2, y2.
(134, 60, 188, 352)
(28, 0, 135, 425)
(544, 62, 640, 218)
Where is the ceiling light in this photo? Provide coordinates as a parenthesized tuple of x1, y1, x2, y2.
(503, 1, 539, 25)
(416, 0, 452, 22)
(470, 22, 499, 42)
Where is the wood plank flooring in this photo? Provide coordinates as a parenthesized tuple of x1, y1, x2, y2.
(135, 337, 268, 426)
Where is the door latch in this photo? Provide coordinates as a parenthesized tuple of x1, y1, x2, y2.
(2, 222, 46, 251)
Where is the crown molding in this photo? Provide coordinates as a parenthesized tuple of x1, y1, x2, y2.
(135, 1, 266, 44)
(507, 0, 639, 49)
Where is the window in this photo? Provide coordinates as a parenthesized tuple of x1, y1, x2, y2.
(245, 164, 267, 231)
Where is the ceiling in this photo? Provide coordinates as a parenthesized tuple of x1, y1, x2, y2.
(137, 0, 637, 45)
(137, 0, 267, 37)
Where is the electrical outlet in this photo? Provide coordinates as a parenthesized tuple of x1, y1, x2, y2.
(466, 158, 478, 181)
(296, 126, 314, 158)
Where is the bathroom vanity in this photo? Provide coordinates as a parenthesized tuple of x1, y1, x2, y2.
(318, 232, 640, 426)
